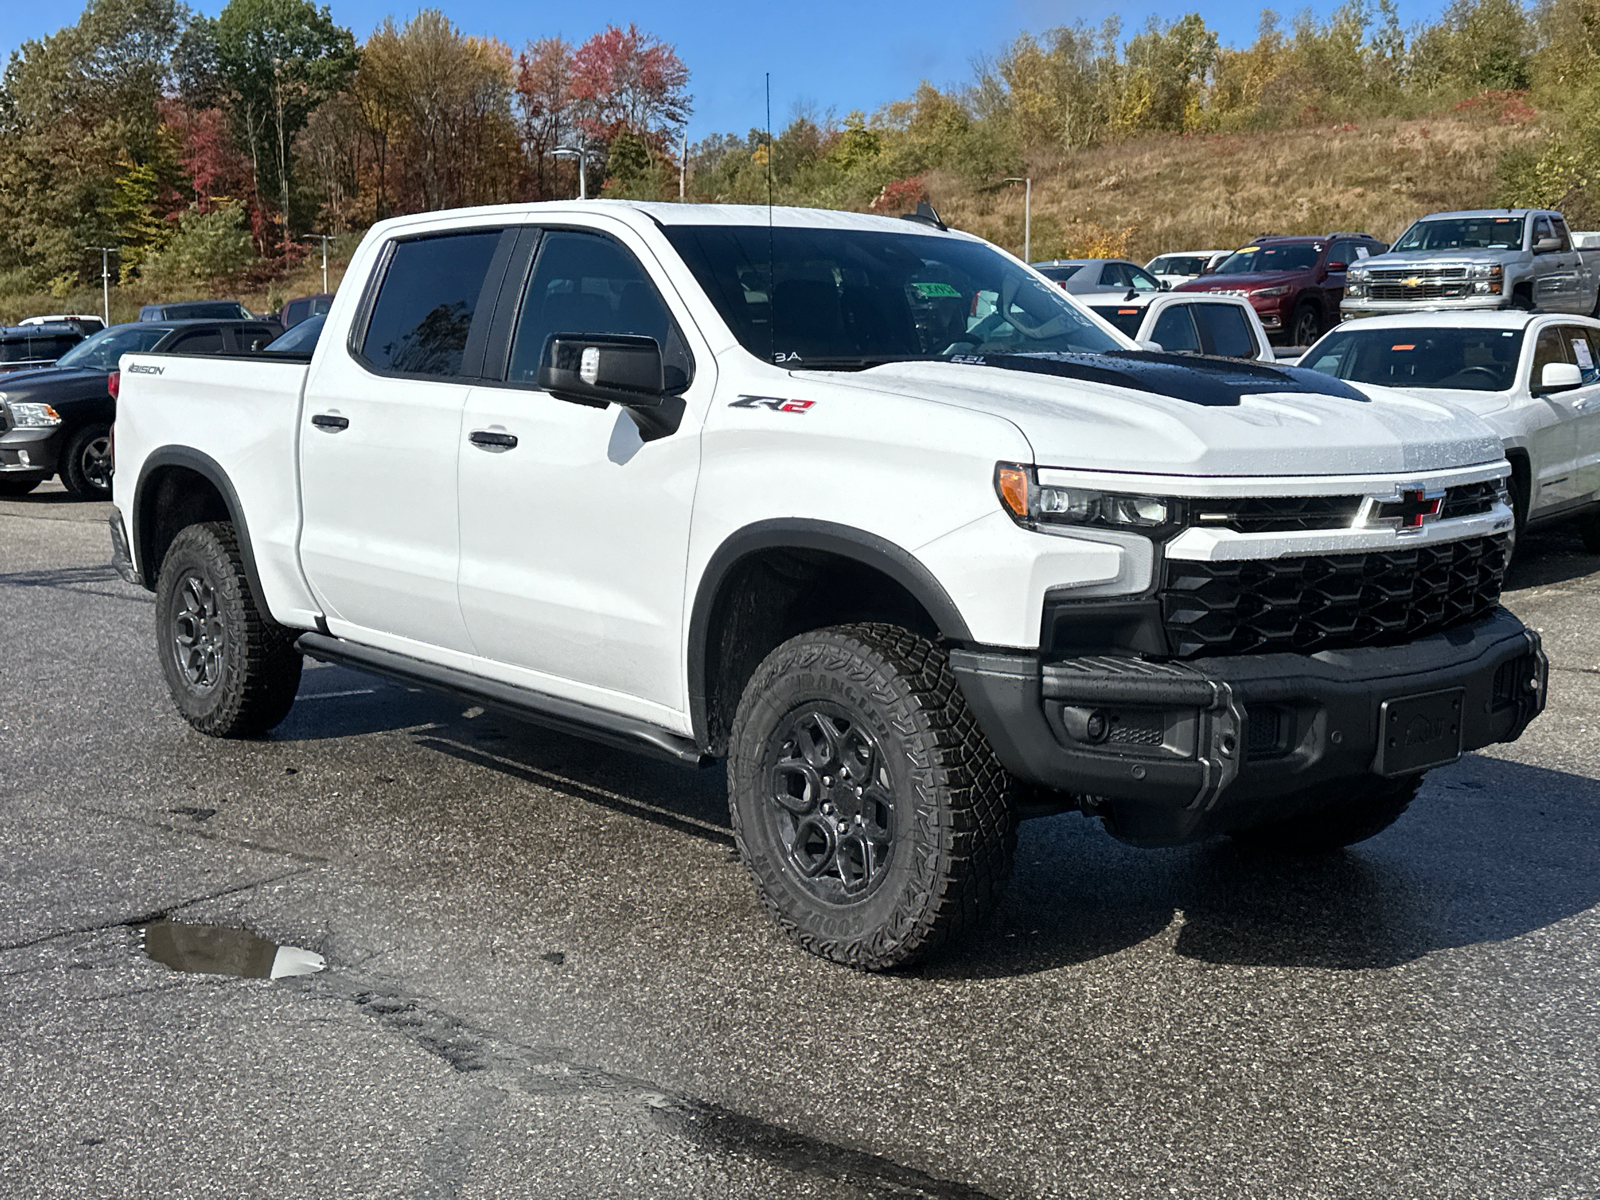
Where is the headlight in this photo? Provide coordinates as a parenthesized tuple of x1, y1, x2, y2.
(1347, 266, 1369, 282)
(1345, 281, 1368, 299)
(1252, 285, 1290, 298)
(1469, 263, 1504, 295)
(8, 402, 61, 427)
(996, 464, 1181, 534)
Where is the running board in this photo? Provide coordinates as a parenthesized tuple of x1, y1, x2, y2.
(294, 632, 709, 767)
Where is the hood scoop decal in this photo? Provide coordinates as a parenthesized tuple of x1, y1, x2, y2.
(957, 351, 1371, 407)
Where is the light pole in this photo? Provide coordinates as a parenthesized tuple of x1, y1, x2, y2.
(302, 234, 334, 293)
(552, 145, 589, 200)
(84, 246, 118, 325)
(1003, 177, 1032, 263)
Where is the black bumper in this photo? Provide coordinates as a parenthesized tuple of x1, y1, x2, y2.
(0, 424, 62, 480)
(950, 608, 1546, 846)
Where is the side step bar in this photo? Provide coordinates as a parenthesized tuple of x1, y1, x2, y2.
(294, 632, 709, 768)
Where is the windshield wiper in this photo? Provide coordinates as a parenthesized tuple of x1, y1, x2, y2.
(783, 354, 935, 371)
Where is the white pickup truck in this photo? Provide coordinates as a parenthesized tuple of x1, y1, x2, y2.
(109, 201, 1547, 969)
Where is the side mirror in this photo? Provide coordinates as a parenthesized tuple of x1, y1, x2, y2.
(1326, 260, 1349, 273)
(1159, 279, 1171, 291)
(1540, 361, 1583, 392)
(538, 333, 681, 440)
(1533, 235, 1563, 254)
(1137, 339, 1164, 352)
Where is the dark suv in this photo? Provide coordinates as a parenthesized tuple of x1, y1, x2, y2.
(0, 319, 281, 499)
(0, 323, 86, 375)
(1177, 232, 1387, 346)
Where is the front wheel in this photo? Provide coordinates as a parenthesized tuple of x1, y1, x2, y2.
(728, 624, 1015, 969)
(61, 422, 113, 499)
(155, 522, 303, 737)
(1230, 773, 1423, 854)
(1289, 302, 1322, 347)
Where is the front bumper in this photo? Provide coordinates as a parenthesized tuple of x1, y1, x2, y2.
(0, 424, 63, 478)
(951, 608, 1546, 846)
(1341, 296, 1511, 321)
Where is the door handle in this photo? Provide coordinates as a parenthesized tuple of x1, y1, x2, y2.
(469, 429, 518, 451)
(311, 413, 349, 431)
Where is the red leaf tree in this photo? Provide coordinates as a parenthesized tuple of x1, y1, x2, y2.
(569, 23, 690, 152)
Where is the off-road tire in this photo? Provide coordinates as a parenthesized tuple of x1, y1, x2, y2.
(1230, 772, 1424, 854)
(0, 478, 40, 497)
(61, 422, 113, 500)
(155, 522, 302, 737)
(728, 623, 1015, 970)
(1290, 302, 1322, 347)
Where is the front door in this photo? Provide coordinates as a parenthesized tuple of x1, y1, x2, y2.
(298, 226, 511, 652)
(456, 225, 709, 723)
(1524, 323, 1584, 515)
(1559, 324, 1600, 500)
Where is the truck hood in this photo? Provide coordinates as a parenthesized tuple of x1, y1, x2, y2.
(1350, 382, 1514, 417)
(1178, 271, 1298, 293)
(818, 357, 1504, 477)
(1361, 248, 1519, 269)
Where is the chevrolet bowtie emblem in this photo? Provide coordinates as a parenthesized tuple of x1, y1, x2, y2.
(1366, 488, 1444, 533)
(1402, 277, 1423, 288)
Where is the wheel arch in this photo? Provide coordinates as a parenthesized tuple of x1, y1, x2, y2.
(131, 446, 266, 608)
(687, 519, 974, 756)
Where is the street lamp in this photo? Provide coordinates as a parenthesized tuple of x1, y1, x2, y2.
(83, 246, 118, 325)
(1003, 177, 1032, 263)
(301, 234, 334, 294)
(551, 145, 590, 200)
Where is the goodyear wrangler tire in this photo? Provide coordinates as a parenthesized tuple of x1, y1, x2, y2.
(728, 623, 1015, 969)
(155, 522, 302, 737)
(1230, 773, 1423, 854)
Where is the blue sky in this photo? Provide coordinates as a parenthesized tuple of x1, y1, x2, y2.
(1, 0, 1449, 136)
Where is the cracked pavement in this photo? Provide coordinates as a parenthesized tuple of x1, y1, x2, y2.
(2, 481, 1598, 1198)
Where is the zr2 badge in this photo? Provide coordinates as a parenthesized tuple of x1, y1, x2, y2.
(730, 395, 815, 414)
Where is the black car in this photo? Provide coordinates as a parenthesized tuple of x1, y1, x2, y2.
(138, 300, 255, 322)
(0, 319, 283, 499)
(0, 323, 87, 375)
(280, 292, 333, 329)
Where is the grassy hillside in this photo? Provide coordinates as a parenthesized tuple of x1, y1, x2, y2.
(930, 102, 1547, 262)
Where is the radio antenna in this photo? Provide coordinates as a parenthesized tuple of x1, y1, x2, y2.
(766, 71, 775, 365)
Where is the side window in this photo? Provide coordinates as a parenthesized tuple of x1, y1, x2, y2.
(1531, 325, 1570, 391)
(1192, 303, 1258, 359)
(507, 229, 692, 390)
(1099, 263, 1128, 288)
(1552, 216, 1574, 252)
(360, 230, 504, 378)
(1327, 240, 1358, 269)
(168, 329, 225, 354)
(1533, 216, 1555, 250)
(1127, 266, 1162, 291)
(1563, 325, 1600, 384)
(1150, 304, 1201, 353)
(233, 326, 278, 353)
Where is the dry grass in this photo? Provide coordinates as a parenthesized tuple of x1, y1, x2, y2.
(935, 108, 1548, 261)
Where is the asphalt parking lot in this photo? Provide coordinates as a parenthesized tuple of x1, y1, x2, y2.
(2, 480, 1597, 1199)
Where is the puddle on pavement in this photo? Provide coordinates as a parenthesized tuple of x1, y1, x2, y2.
(139, 918, 326, 980)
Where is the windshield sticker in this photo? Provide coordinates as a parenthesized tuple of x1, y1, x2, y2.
(912, 281, 962, 298)
(1391, 344, 1416, 351)
(1573, 338, 1595, 371)
(1238, 246, 1259, 254)
(730, 395, 815, 413)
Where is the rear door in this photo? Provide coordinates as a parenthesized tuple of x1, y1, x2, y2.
(298, 225, 513, 652)
(1560, 323, 1600, 498)
(455, 223, 709, 718)
(1525, 322, 1584, 514)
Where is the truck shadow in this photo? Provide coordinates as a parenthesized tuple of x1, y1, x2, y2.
(1504, 523, 1600, 590)
(930, 753, 1600, 979)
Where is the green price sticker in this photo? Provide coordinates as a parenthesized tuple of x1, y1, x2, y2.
(913, 282, 962, 298)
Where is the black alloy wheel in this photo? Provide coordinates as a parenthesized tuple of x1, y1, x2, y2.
(62, 422, 113, 499)
(1290, 303, 1321, 347)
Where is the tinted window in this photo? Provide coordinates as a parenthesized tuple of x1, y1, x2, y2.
(53, 325, 173, 371)
(1531, 326, 1568, 389)
(234, 325, 279, 352)
(168, 329, 226, 353)
(1552, 217, 1574, 252)
(1192, 303, 1257, 359)
(1215, 244, 1321, 274)
(1327, 240, 1360, 269)
(664, 225, 1121, 365)
(508, 230, 691, 389)
(361, 231, 503, 377)
(1035, 265, 1082, 283)
(1089, 305, 1146, 336)
(266, 313, 326, 353)
(1149, 256, 1206, 276)
(1098, 263, 1128, 288)
(1393, 218, 1524, 252)
(1303, 326, 1526, 391)
(1150, 305, 1201, 353)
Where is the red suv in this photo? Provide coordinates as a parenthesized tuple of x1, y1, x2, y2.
(1177, 233, 1387, 346)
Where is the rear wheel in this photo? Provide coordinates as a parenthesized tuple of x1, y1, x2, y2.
(1231, 773, 1423, 854)
(61, 422, 112, 499)
(728, 623, 1015, 969)
(1580, 511, 1600, 554)
(155, 522, 302, 737)
(1289, 302, 1322, 347)
(0, 478, 40, 497)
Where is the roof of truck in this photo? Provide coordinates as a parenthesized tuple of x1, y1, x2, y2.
(1415, 209, 1542, 221)
(1333, 311, 1586, 332)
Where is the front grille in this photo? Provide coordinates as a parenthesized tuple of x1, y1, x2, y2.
(1438, 478, 1502, 520)
(1366, 267, 1471, 302)
(1195, 495, 1363, 533)
(1161, 534, 1510, 658)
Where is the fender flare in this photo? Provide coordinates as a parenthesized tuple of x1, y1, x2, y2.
(131, 445, 267, 608)
(685, 518, 974, 747)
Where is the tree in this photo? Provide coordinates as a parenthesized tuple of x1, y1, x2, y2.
(211, 0, 356, 254)
(515, 37, 575, 199)
(569, 23, 690, 153)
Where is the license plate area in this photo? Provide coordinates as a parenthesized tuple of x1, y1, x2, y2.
(1375, 687, 1465, 776)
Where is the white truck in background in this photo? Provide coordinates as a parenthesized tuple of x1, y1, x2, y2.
(109, 201, 1546, 969)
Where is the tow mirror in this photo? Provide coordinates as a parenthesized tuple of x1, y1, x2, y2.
(1539, 361, 1583, 392)
(1534, 235, 1563, 254)
(538, 333, 682, 440)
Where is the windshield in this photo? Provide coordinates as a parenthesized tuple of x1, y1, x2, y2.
(266, 312, 325, 353)
(661, 225, 1122, 366)
(1392, 217, 1524, 253)
(53, 324, 172, 371)
(1089, 304, 1147, 337)
(1149, 256, 1206, 276)
(1301, 326, 1525, 392)
(1214, 244, 1320, 275)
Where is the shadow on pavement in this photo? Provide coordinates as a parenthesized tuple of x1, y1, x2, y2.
(1505, 523, 1599, 590)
